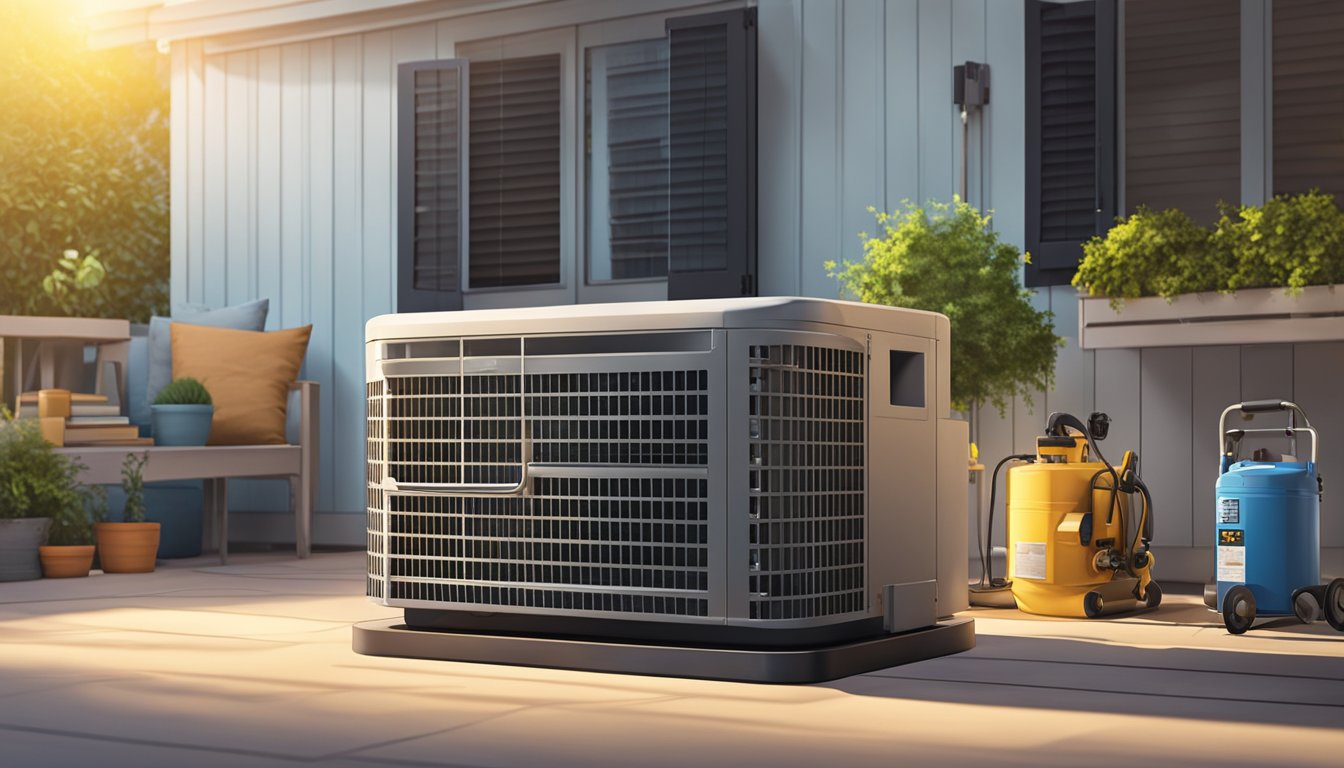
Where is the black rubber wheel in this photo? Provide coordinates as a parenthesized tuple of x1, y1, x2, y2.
(1293, 588, 1321, 624)
(1223, 585, 1256, 635)
(1326, 578, 1344, 632)
(1143, 581, 1163, 609)
(1083, 591, 1104, 618)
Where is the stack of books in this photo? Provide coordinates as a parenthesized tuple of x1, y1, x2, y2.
(17, 390, 153, 447)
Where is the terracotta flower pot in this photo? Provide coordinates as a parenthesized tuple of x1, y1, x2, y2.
(39, 545, 95, 578)
(94, 522, 161, 573)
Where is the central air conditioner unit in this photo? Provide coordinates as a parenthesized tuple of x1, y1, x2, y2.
(357, 297, 973, 681)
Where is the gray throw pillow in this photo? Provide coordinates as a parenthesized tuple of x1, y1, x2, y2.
(145, 298, 269, 410)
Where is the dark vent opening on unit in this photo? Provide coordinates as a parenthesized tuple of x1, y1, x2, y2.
(889, 350, 925, 408)
(463, 337, 523, 357)
(527, 331, 713, 357)
(384, 340, 461, 360)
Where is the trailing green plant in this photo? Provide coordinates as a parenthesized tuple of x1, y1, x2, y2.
(1074, 206, 1225, 306)
(120, 452, 149, 524)
(153, 377, 213, 406)
(1212, 190, 1344, 295)
(0, 411, 101, 534)
(827, 198, 1061, 415)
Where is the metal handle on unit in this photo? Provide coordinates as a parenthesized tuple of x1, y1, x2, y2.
(382, 470, 530, 497)
(1239, 399, 1288, 414)
(1218, 400, 1317, 467)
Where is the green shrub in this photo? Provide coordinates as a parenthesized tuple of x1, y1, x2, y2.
(1073, 206, 1225, 306)
(1074, 191, 1344, 303)
(153, 377, 213, 406)
(1213, 190, 1344, 294)
(827, 199, 1061, 415)
(0, 412, 102, 543)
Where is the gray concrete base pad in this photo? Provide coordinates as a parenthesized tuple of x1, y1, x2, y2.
(352, 617, 975, 684)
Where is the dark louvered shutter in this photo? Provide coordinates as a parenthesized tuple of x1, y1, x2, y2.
(397, 60, 466, 312)
(469, 54, 562, 288)
(1274, 0, 1344, 198)
(665, 8, 757, 299)
(1025, 0, 1116, 288)
(1125, 0, 1240, 221)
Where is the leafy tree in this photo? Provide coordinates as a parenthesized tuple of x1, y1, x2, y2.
(827, 199, 1061, 415)
(0, 0, 169, 322)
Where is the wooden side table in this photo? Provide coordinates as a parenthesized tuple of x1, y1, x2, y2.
(0, 315, 130, 413)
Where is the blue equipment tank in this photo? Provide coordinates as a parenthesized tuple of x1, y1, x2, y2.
(1214, 400, 1321, 618)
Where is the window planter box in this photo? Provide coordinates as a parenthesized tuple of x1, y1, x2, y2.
(1078, 284, 1344, 349)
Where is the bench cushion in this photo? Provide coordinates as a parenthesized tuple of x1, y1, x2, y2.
(146, 298, 269, 412)
(171, 323, 312, 445)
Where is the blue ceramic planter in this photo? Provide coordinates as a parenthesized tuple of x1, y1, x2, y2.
(151, 404, 214, 446)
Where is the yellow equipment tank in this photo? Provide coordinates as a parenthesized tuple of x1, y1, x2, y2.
(1005, 412, 1160, 618)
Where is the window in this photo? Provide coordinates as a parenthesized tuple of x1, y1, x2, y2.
(397, 9, 757, 312)
(468, 53, 563, 288)
(1124, 0, 1239, 222)
(1028, 0, 1245, 286)
(586, 37, 671, 283)
(1273, 0, 1344, 198)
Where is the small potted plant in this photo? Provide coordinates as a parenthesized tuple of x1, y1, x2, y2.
(41, 491, 105, 579)
(0, 412, 74, 581)
(151, 377, 214, 446)
(93, 453, 160, 573)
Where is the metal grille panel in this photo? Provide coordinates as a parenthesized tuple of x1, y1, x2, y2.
(384, 373, 524, 486)
(366, 380, 386, 600)
(529, 371, 709, 465)
(746, 344, 866, 620)
(386, 475, 709, 616)
(369, 343, 712, 619)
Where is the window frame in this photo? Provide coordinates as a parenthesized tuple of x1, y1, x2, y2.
(457, 27, 577, 311)
(577, 15, 677, 304)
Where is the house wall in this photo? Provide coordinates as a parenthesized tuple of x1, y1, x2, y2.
(164, 0, 1055, 551)
(169, 0, 1343, 583)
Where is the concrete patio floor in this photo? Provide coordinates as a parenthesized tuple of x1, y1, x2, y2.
(1, 551, 1342, 767)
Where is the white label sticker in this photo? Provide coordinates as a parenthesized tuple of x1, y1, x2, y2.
(1217, 545, 1245, 583)
(1014, 541, 1047, 581)
(1218, 498, 1240, 524)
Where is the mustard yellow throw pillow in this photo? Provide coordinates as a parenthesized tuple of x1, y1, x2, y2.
(171, 323, 313, 445)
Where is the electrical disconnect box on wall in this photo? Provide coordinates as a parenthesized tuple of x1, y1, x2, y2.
(953, 61, 991, 106)
(363, 298, 970, 651)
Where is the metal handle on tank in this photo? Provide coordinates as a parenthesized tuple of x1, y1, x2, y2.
(1218, 400, 1317, 471)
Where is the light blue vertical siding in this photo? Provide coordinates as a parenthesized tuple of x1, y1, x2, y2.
(331, 33, 366, 528)
(798, 0, 842, 301)
(308, 38, 337, 514)
(756, 0, 802, 297)
(840, 0, 887, 274)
